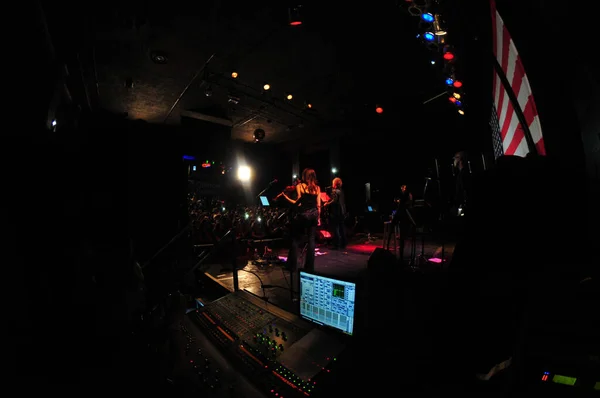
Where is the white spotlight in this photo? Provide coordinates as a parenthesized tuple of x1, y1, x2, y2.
(237, 166, 252, 182)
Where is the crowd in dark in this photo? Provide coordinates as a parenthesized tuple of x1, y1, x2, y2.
(188, 194, 289, 244)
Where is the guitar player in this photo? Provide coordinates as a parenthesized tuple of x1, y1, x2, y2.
(386, 184, 414, 256)
(324, 177, 347, 249)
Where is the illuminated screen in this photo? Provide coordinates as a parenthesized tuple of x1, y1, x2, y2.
(259, 196, 270, 206)
(552, 374, 577, 386)
(299, 271, 356, 336)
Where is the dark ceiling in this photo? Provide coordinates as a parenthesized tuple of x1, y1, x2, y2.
(44, 1, 482, 145)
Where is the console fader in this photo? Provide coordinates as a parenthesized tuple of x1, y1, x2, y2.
(189, 290, 346, 398)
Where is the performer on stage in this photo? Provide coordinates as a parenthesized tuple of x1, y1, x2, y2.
(387, 184, 413, 260)
(275, 168, 321, 272)
(452, 150, 471, 217)
(326, 177, 347, 249)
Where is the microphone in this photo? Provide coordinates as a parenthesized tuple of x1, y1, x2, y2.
(269, 179, 278, 184)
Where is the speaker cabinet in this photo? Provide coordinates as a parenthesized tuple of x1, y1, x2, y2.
(367, 247, 398, 272)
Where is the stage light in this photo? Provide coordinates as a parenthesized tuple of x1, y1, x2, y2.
(453, 80, 463, 88)
(253, 128, 266, 142)
(445, 78, 454, 85)
(458, 109, 465, 115)
(237, 166, 252, 182)
(443, 45, 455, 60)
(231, 71, 238, 78)
(288, 5, 302, 26)
(449, 97, 456, 103)
(424, 32, 435, 41)
(331, 167, 338, 173)
(263, 83, 270, 91)
(431, 60, 436, 65)
(453, 93, 461, 99)
(375, 106, 384, 114)
(305, 102, 312, 109)
(421, 12, 434, 23)
(150, 51, 168, 64)
(433, 14, 447, 35)
(286, 93, 293, 100)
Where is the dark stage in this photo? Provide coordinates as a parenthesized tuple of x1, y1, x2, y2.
(201, 233, 454, 315)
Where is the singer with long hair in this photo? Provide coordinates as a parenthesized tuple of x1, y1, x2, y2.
(276, 168, 321, 272)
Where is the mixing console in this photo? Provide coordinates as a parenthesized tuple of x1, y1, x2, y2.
(172, 320, 267, 397)
(189, 290, 346, 397)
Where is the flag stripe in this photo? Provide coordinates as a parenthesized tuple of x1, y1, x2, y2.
(490, 0, 545, 156)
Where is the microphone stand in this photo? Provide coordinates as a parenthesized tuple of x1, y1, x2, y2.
(256, 180, 276, 198)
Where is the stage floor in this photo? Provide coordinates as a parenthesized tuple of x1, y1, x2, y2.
(202, 234, 455, 314)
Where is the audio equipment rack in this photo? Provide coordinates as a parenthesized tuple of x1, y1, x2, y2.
(188, 290, 346, 398)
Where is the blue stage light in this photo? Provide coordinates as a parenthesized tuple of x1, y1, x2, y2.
(421, 13, 434, 23)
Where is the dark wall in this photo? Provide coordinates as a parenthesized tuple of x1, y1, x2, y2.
(128, 120, 190, 262)
(299, 148, 330, 188)
(180, 115, 232, 161)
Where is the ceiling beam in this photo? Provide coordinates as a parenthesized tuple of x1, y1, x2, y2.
(180, 110, 233, 127)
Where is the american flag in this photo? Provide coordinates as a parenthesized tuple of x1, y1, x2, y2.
(490, 0, 546, 156)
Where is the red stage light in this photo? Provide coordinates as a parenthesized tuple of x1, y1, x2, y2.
(375, 106, 383, 114)
(453, 80, 463, 88)
(443, 52, 454, 60)
(202, 163, 211, 168)
(289, 21, 302, 26)
(449, 97, 456, 103)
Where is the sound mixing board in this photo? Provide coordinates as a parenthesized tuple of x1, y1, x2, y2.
(182, 290, 346, 398)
